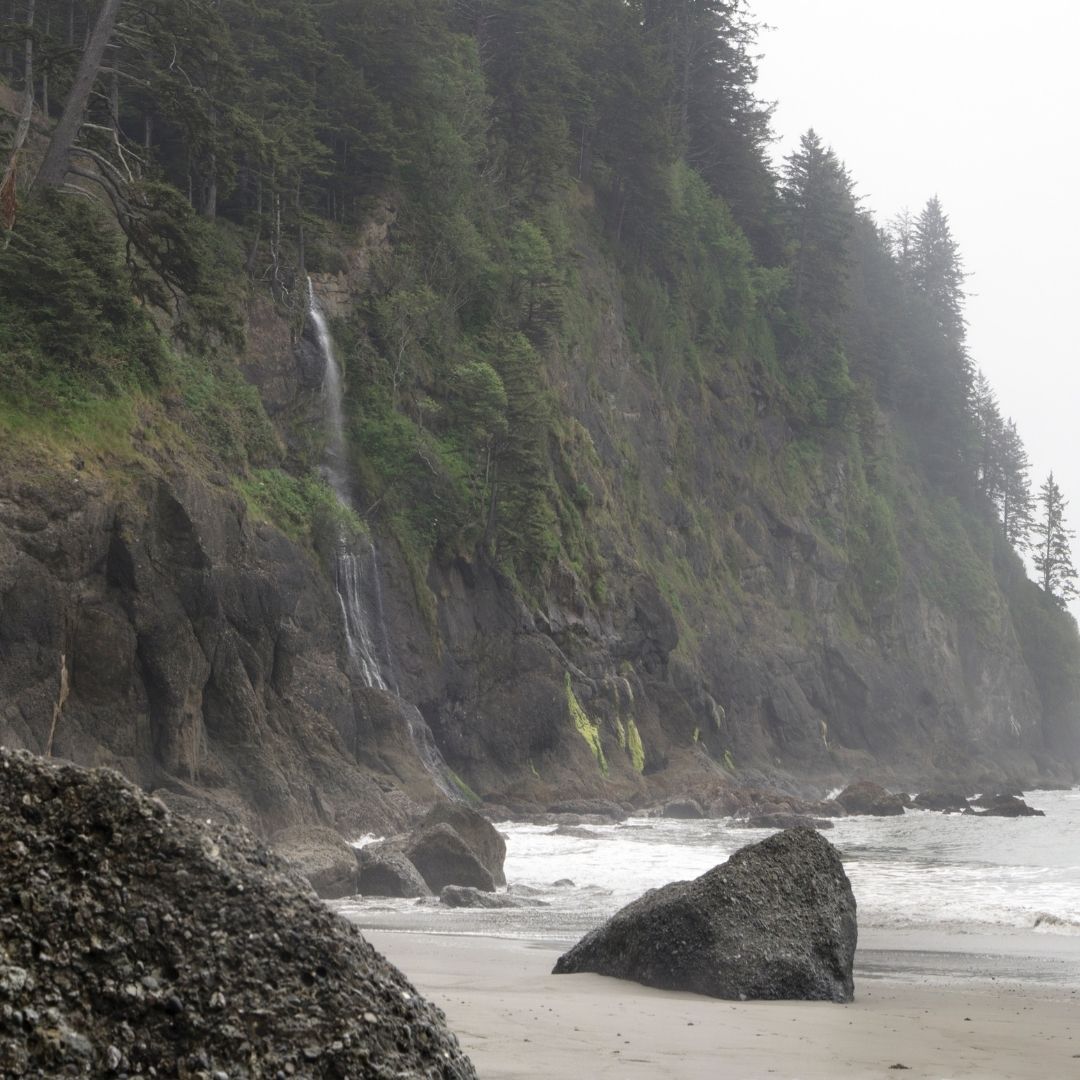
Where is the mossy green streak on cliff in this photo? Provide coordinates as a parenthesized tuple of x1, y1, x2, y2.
(567, 676, 607, 776)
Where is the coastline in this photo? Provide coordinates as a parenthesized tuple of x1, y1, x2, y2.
(363, 928, 1080, 1079)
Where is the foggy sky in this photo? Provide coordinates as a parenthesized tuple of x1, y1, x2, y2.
(752, 0, 1080, 613)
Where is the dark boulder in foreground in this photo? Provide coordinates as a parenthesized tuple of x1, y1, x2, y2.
(553, 828, 856, 1003)
(421, 801, 507, 886)
(0, 750, 475, 1079)
(836, 781, 906, 816)
(356, 840, 433, 898)
(406, 822, 497, 892)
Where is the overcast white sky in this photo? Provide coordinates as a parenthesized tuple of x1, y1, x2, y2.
(753, 0, 1080, 603)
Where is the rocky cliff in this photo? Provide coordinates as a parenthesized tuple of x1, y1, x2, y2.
(1, 210, 1075, 837)
(2, 1, 1078, 834)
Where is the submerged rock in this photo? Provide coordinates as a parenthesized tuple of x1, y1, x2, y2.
(732, 813, 834, 831)
(912, 791, 971, 813)
(554, 824, 605, 839)
(439, 886, 549, 909)
(0, 749, 475, 1078)
(553, 828, 857, 1003)
(355, 841, 433, 898)
(421, 801, 508, 886)
(405, 823, 497, 892)
(836, 781, 906, 816)
(547, 799, 627, 821)
(972, 793, 1046, 817)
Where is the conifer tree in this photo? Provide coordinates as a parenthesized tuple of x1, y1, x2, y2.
(1033, 472, 1078, 607)
(971, 371, 1003, 501)
(781, 129, 857, 333)
(913, 196, 966, 346)
(998, 419, 1034, 550)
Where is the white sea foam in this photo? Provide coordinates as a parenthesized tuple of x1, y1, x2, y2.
(335, 788, 1080, 942)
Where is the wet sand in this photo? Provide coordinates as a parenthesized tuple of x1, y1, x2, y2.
(365, 929, 1080, 1079)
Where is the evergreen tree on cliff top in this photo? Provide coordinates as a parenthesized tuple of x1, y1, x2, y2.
(781, 129, 857, 333)
(998, 419, 1034, 550)
(1033, 473, 1078, 608)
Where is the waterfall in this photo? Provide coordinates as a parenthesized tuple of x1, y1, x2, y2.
(333, 537, 389, 692)
(308, 279, 350, 503)
(308, 278, 388, 691)
(307, 279, 458, 799)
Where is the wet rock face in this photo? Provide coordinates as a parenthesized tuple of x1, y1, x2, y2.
(270, 825, 360, 899)
(405, 824, 497, 893)
(661, 798, 705, 820)
(356, 842, 433, 899)
(439, 886, 547, 910)
(0, 750, 476, 1079)
(553, 828, 857, 1003)
(420, 802, 507, 886)
(972, 793, 1046, 817)
(836, 781, 907, 817)
(912, 791, 971, 813)
(0, 468, 426, 839)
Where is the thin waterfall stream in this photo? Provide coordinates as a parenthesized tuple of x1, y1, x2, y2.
(307, 279, 456, 797)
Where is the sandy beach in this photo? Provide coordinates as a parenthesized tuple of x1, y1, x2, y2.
(366, 929, 1080, 1079)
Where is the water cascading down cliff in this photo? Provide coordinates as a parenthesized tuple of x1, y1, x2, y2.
(306, 281, 456, 797)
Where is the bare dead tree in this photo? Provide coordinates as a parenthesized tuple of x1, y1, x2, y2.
(36, 0, 123, 189)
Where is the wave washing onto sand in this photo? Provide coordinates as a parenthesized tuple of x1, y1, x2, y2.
(336, 789, 1080, 941)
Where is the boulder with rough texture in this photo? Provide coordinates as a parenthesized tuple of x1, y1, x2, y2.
(0, 749, 475, 1079)
(271, 824, 360, 899)
(356, 841, 433, 898)
(421, 801, 507, 886)
(406, 823, 496, 892)
(836, 781, 906, 816)
(553, 828, 857, 1003)
(440, 886, 549, 909)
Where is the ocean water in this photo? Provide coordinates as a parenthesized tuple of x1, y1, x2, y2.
(336, 789, 1080, 947)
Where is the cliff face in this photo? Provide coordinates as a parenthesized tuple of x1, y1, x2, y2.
(3, 208, 1073, 837)
(0, 450, 435, 834)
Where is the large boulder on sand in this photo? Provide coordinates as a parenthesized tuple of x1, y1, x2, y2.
(356, 840, 433, 898)
(271, 824, 360, 899)
(405, 823, 497, 892)
(0, 749, 475, 1078)
(553, 828, 857, 1003)
(836, 780, 906, 816)
(421, 801, 507, 886)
